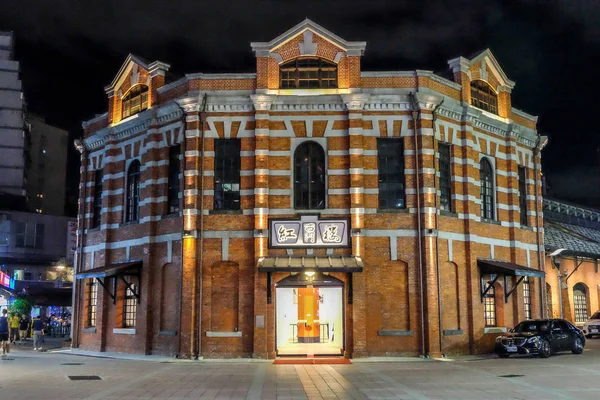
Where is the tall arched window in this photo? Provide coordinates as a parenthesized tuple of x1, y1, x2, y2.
(280, 58, 337, 89)
(484, 282, 496, 327)
(294, 142, 325, 209)
(126, 160, 141, 222)
(122, 85, 149, 119)
(470, 80, 498, 114)
(573, 283, 588, 325)
(480, 158, 495, 220)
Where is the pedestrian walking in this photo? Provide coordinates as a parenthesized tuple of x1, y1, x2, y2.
(0, 309, 10, 357)
(32, 316, 44, 351)
(18, 316, 29, 345)
(9, 312, 20, 344)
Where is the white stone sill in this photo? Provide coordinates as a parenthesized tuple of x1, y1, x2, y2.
(206, 331, 242, 338)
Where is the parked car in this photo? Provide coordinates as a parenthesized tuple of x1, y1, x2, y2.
(495, 319, 585, 358)
(581, 311, 600, 338)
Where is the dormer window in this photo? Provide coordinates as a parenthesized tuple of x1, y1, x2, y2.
(470, 80, 498, 114)
(280, 58, 337, 89)
(122, 85, 149, 119)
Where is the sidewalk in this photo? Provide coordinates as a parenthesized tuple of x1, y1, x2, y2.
(9, 336, 67, 352)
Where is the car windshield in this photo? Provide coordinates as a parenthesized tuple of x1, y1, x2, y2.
(513, 321, 550, 333)
(591, 312, 600, 320)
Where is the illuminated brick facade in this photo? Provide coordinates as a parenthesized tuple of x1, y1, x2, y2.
(72, 19, 545, 358)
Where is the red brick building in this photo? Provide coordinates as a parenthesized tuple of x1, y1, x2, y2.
(72, 19, 546, 358)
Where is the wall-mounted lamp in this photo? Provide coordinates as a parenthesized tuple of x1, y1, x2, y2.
(305, 271, 315, 277)
(183, 230, 195, 238)
(255, 229, 266, 237)
(549, 248, 566, 257)
(351, 228, 362, 237)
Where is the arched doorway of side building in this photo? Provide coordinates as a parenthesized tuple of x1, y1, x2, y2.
(275, 273, 344, 356)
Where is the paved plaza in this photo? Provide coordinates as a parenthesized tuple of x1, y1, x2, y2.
(1, 339, 600, 399)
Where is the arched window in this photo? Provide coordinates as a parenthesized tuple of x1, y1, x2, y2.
(126, 160, 141, 222)
(122, 85, 149, 119)
(480, 158, 495, 220)
(573, 283, 588, 325)
(470, 80, 498, 114)
(280, 58, 337, 89)
(484, 282, 496, 327)
(294, 142, 325, 209)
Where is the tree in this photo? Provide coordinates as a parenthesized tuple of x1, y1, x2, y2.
(10, 294, 35, 317)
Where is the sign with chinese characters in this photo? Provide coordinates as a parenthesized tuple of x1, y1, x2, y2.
(269, 215, 349, 248)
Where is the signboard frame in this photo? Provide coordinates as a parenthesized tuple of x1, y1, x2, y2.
(268, 214, 350, 249)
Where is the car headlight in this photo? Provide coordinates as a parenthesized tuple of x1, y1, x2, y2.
(526, 337, 540, 345)
(496, 337, 503, 343)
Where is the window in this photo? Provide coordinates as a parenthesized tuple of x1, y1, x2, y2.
(167, 145, 181, 214)
(523, 277, 531, 320)
(439, 143, 452, 212)
(480, 158, 495, 220)
(573, 283, 588, 325)
(125, 160, 141, 222)
(123, 277, 138, 328)
(280, 58, 337, 89)
(214, 139, 241, 210)
(87, 279, 98, 327)
(15, 222, 44, 249)
(377, 139, 405, 209)
(518, 166, 527, 226)
(92, 169, 103, 228)
(484, 283, 496, 327)
(294, 141, 326, 209)
(470, 80, 498, 114)
(122, 85, 149, 119)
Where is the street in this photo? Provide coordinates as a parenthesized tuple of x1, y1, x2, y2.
(1, 339, 600, 400)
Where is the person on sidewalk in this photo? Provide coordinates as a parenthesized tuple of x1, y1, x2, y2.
(18, 316, 29, 345)
(32, 316, 44, 351)
(0, 309, 10, 357)
(9, 312, 20, 344)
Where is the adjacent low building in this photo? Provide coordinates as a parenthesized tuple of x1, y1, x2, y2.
(0, 210, 75, 312)
(543, 198, 600, 325)
(72, 20, 546, 358)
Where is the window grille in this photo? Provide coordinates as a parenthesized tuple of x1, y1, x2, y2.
(294, 142, 326, 209)
(439, 143, 452, 211)
(484, 283, 497, 327)
(214, 139, 241, 210)
(122, 85, 149, 119)
(377, 139, 406, 209)
(280, 58, 337, 89)
(480, 158, 495, 220)
(470, 80, 498, 114)
(126, 161, 141, 222)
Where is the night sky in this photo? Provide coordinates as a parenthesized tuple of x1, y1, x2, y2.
(1, 0, 599, 208)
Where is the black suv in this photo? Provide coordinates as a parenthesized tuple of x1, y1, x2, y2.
(495, 319, 585, 358)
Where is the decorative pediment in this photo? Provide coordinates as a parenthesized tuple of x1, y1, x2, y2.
(448, 49, 515, 91)
(104, 53, 170, 95)
(251, 18, 366, 60)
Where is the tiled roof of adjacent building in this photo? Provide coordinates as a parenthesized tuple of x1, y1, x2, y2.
(543, 198, 600, 258)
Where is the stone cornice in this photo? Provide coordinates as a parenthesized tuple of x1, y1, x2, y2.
(81, 112, 108, 129)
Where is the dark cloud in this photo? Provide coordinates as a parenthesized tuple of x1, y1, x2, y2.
(1, 0, 599, 207)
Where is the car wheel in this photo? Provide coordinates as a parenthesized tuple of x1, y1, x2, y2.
(572, 337, 584, 354)
(538, 340, 551, 358)
(498, 354, 509, 358)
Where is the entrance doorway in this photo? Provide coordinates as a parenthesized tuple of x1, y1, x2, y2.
(275, 273, 344, 356)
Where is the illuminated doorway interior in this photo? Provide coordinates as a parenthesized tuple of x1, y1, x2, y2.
(276, 273, 344, 356)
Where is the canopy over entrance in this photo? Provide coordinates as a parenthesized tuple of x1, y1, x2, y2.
(257, 256, 363, 273)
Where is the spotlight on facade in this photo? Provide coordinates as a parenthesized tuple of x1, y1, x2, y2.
(305, 271, 315, 277)
(183, 230, 195, 238)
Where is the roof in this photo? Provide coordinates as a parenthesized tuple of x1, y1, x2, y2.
(477, 259, 545, 277)
(544, 221, 600, 258)
(543, 198, 600, 258)
(257, 256, 363, 273)
(76, 260, 142, 279)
